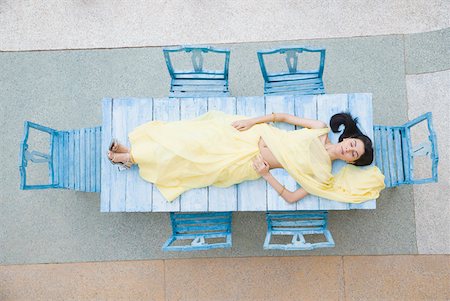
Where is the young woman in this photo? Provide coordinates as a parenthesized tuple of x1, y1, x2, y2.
(107, 111, 385, 203)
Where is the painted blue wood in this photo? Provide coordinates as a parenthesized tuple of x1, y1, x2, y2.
(317, 94, 349, 210)
(19, 121, 101, 192)
(125, 98, 153, 212)
(109, 98, 129, 211)
(207, 97, 239, 212)
(257, 47, 326, 96)
(151, 98, 182, 212)
(180, 98, 209, 212)
(163, 212, 232, 251)
(348, 93, 376, 210)
(163, 46, 230, 98)
(235, 96, 267, 211)
(266, 95, 297, 211)
(264, 211, 335, 250)
(101, 98, 113, 211)
(374, 112, 438, 187)
(293, 95, 320, 210)
(100, 94, 376, 212)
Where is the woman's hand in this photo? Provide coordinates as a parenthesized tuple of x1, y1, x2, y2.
(252, 154, 270, 177)
(230, 119, 256, 131)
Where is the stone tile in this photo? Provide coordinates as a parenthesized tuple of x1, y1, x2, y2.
(406, 71, 450, 254)
(1, 1, 449, 51)
(344, 255, 450, 300)
(0, 260, 165, 301)
(165, 256, 344, 301)
(405, 28, 450, 74)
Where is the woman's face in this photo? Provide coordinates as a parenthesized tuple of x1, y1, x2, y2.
(337, 138, 365, 163)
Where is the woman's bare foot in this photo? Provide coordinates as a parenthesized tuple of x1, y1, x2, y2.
(110, 140, 130, 153)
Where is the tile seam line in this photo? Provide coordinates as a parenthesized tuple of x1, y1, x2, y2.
(341, 256, 347, 301)
(1, 254, 449, 267)
(1, 28, 448, 53)
(406, 68, 450, 76)
(403, 33, 419, 255)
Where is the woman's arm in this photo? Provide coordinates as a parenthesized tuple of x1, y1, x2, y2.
(250, 113, 327, 129)
(263, 173, 308, 203)
(278, 113, 327, 129)
(253, 154, 308, 203)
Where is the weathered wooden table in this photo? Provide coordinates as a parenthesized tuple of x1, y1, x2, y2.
(101, 93, 375, 212)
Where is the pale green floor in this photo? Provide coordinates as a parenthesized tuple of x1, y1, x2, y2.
(0, 28, 448, 264)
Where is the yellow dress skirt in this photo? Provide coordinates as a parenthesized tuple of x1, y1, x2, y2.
(129, 110, 385, 203)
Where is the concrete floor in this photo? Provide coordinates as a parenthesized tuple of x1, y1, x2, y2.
(0, 1, 449, 299)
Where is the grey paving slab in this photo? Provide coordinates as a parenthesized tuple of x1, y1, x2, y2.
(1, 1, 449, 51)
(0, 34, 418, 264)
(406, 70, 450, 254)
(405, 27, 450, 74)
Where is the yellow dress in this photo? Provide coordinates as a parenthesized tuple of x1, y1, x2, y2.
(128, 110, 385, 203)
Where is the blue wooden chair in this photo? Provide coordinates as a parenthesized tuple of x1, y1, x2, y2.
(257, 46, 326, 96)
(374, 112, 438, 188)
(264, 211, 335, 251)
(264, 211, 334, 250)
(19, 121, 101, 192)
(163, 212, 232, 251)
(163, 46, 231, 98)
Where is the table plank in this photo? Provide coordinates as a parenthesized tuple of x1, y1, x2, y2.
(295, 95, 321, 210)
(125, 98, 153, 212)
(207, 97, 238, 212)
(151, 98, 181, 212)
(266, 95, 297, 211)
(348, 93, 376, 209)
(101, 98, 112, 211)
(109, 98, 129, 212)
(236, 96, 267, 211)
(317, 94, 350, 210)
(179, 98, 209, 212)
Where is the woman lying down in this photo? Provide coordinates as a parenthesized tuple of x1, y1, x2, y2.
(107, 110, 385, 204)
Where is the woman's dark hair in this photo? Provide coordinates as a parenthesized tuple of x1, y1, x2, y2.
(330, 113, 373, 166)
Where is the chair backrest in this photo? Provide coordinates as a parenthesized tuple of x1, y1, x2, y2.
(163, 46, 230, 80)
(374, 112, 438, 187)
(163, 46, 231, 97)
(19, 121, 58, 190)
(257, 46, 326, 95)
(19, 121, 102, 192)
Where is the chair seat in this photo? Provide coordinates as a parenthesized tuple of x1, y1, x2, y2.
(52, 127, 101, 192)
(163, 212, 232, 251)
(170, 78, 229, 98)
(264, 211, 335, 251)
(373, 112, 438, 188)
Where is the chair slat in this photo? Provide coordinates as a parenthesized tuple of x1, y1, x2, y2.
(393, 128, 404, 184)
(387, 127, 397, 186)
